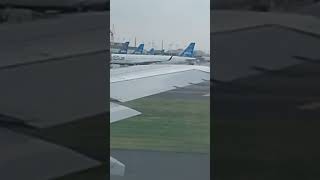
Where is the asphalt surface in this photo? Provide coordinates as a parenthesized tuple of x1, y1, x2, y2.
(111, 150, 210, 180)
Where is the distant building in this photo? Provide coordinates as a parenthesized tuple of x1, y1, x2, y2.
(154, 49, 165, 55)
(165, 49, 183, 56)
(110, 41, 147, 54)
(194, 50, 207, 57)
(110, 42, 124, 53)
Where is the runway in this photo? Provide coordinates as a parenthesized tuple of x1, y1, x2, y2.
(111, 150, 210, 180)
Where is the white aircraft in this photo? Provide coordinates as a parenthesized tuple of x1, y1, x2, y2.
(111, 43, 197, 65)
(110, 64, 210, 176)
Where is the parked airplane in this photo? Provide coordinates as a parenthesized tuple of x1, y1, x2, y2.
(117, 41, 129, 54)
(0, 0, 107, 12)
(132, 43, 144, 54)
(111, 42, 197, 65)
(110, 64, 210, 176)
(111, 54, 174, 65)
(179, 42, 195, 57)
(148, 48, 155, 55)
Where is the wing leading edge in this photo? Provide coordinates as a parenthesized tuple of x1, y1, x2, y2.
(110, 65, 210, 102)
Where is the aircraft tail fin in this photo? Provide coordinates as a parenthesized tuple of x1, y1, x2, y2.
(179, 42, 195, 57)
(148, 48, 155, 55)
(133, 44, 144, 54)
(118, 41, 129, 54)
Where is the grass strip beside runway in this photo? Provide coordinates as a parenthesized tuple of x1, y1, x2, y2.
(111, 98, 210, 153)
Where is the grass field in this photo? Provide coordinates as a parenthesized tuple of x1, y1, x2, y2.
(111, 97, 210, 153)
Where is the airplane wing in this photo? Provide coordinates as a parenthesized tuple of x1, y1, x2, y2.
(111, 55, 173, 65)
(111, 60, 163, 65)
(111, 64, 210, 103)
(110, 102, 141, 124)
(110, 64, 210, 176)
(110, 156, 125, 176)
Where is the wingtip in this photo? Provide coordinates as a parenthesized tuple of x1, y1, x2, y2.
(110, 157, 125, 176)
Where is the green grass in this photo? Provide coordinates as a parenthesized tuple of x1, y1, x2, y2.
(111, 97, 210, 153)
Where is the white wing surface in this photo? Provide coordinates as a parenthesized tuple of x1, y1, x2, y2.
(110, 156, 125, 176)
(110, 102, 141, 123)
(110, 65, 210, 102)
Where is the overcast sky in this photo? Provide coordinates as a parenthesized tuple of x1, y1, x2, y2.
(111, 0, 210, 53)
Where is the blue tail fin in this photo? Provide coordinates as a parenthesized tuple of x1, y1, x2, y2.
(133, 44, 144, 54)
(118, 41, 129, 54)
(179, 42, 195, 57)
(148, 48, 155, 55)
